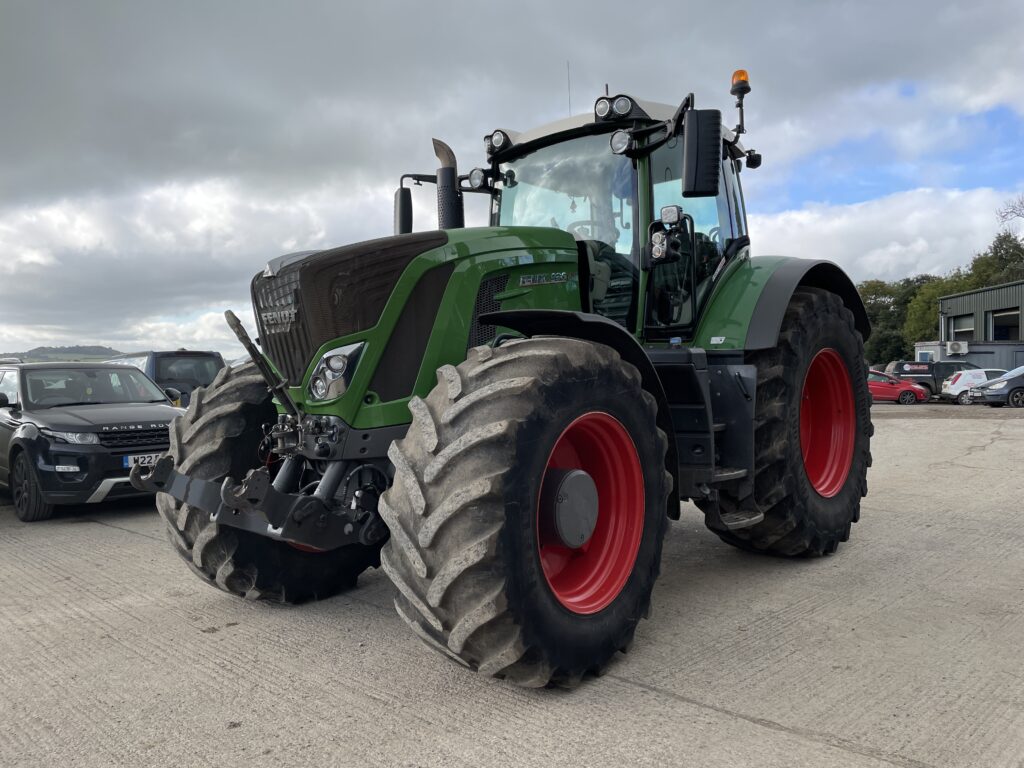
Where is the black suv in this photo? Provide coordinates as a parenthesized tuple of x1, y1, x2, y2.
(883, 359, 981, 398)
(0, 363, 182, 521)
(104, 350, 224, 407)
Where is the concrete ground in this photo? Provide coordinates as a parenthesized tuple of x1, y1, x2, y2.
(1, 406, 1023, 768)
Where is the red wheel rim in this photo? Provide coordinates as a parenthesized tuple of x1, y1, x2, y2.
(800, 348, 855, 498)
(537, 412, 645, 615)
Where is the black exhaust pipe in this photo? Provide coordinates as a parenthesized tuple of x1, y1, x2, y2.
(432, 138, 464, 230)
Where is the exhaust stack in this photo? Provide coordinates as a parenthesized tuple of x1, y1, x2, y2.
(432, 139, 464, 230)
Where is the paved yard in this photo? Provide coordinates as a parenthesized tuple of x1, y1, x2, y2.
(1, 409, 1022, 767)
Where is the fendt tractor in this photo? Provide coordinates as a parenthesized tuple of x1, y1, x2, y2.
(133, 71, 872, 687)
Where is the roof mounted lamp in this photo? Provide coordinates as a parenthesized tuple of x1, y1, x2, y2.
(730, 70, 762, 169)
(730, 69, 751, 135)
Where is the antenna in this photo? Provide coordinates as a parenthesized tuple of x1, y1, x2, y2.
(605, 83, 609, 96)
(566, 60, 572, 116)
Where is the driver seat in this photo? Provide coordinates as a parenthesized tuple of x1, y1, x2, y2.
(576, 239, 611, 303)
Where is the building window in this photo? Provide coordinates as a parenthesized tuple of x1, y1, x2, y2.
(948, 314, 974, 341)
(988, 308, 1020, 341)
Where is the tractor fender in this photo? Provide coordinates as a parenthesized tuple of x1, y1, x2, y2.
(479, 309, 680, 509)
(745, 259, 871, 349)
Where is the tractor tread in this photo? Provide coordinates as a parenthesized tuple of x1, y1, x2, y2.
(380, 336, 670, 687)
(156, 361, 382, 604)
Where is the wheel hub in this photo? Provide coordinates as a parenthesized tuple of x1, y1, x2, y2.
(536, 412, 645, 615)
(800, 348, 856, 498)
(540, 468, 599, 549)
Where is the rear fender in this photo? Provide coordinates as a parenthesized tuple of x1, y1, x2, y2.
(695, 256, 871, 351)
(480, 309, 681, 516)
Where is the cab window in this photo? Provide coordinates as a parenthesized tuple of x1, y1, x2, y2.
(647, 138, 733, 331)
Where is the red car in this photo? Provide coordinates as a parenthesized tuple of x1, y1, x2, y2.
(867, 370, 928, 404)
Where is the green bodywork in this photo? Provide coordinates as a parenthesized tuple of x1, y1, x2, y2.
(278, 226, 793, 430)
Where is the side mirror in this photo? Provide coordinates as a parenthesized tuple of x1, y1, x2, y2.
(0, 392, 9, 407)
(682, 109, 722, 198)
(164, 387, 182, 403)
(394, 187, 413, 235)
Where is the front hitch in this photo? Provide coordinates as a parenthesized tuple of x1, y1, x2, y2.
(130, 457, 378, 551)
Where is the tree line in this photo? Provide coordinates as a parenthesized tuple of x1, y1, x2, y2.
(859, 195, 1024, 366)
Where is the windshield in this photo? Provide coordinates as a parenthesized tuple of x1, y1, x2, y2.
(23, 368, 168, 409)
(155, 354, 222, 389)
(498, 133, 637, 257)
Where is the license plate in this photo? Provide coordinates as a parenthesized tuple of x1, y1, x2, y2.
(123, 453, 162, 468)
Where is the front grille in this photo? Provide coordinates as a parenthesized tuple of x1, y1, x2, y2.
(98, 429, 170, 449)
(252, 232, 448, 384)
(467, 274, 509, 349)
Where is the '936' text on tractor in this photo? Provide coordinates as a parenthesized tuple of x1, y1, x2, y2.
(132, 72, 872, 687)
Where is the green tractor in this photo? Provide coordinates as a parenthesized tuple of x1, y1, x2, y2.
(133, 72, 872, 687)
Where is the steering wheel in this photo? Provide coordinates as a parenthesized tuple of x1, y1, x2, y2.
(706, 226, 722, 247)
(566, 220, 605, 239)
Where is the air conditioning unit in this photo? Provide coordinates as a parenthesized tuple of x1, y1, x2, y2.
(946, 341, 969, 355)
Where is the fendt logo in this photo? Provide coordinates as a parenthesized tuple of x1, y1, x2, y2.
(101, 423, 165, 431)
(260, 307, 298, 331)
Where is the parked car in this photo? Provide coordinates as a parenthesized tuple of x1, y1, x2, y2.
(104, 349, 225, 407)
(940, 368, 1007, 404)
(968, 365, 1024, 408)
(0, 363, 183, 521)
(883, 359, 981, 398)
(867, 370, 928, 404)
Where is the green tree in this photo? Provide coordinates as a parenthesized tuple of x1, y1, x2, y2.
(859, 275, 939, 364)
(966, 231, 1024, 288)
(903, 271, 973, 346)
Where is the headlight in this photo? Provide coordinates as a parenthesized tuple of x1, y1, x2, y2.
(468, 167, 487, 189)
(490, 130, 509, 150)
(595, 98, 611, 119)
(42, 430, 99, 444)
(989, 381, 1008, 390)
(612, 96, 633, 116)
(307, 342, 365, 402)
(609, 130, 632, 155)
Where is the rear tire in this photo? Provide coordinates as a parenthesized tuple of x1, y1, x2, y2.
(157, 362, 382, 603)
(898, 390, 917, 405)
(11, 452, 55, 522)
(379, 337, 672, 687)
(956, 391, 972, 405)
(708, 288, 872, 557)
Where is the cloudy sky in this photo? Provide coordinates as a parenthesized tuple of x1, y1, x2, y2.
(1, 1, 1022, 356)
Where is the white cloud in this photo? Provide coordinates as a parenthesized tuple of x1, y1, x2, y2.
(751, 187, 1013, 282)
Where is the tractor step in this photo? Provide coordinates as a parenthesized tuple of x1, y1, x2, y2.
(718, 509, 765, 530)
(712, 466, 748, 482)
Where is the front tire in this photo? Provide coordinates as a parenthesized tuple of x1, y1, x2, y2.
(1008, 388, 1024, 408)
(379, 337, 672, 687)
(157, 362, 382, 603)
(11, 452, 55, 522)
(709, 288, 872, 556)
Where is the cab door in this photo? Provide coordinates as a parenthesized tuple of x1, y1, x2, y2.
(645, 141, 735, 337)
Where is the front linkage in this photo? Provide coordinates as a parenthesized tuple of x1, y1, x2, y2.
(131, 311, 389, 552)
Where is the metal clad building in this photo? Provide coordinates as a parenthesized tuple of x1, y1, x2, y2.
(914, 279, 1024, 371)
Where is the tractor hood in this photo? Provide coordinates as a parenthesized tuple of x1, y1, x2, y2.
(250, 227, 577, 390)
(252, 231, 448, 384)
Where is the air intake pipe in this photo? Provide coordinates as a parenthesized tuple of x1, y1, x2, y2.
(432, 138, 464, 230)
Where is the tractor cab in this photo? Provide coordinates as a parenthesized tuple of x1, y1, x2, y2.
(395, 72, 762, 342)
